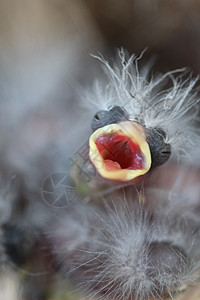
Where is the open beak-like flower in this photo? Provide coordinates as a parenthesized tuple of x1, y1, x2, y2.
(89, 121, 151, 181)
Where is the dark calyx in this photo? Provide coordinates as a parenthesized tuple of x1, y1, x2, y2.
(91, 106, 129, 131)
(146, 128, 171, 167)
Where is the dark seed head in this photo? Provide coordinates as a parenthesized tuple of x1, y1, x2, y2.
(91, 106, 129, 131)
(146, 128, 171, 167)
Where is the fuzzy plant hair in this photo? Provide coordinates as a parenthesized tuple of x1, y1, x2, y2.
(84, 49, 200, 159)
(48, 195, 200, 300)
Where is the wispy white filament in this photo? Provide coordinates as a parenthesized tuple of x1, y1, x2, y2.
(49, 196, 200, 299)
(84, 49, 200, 158)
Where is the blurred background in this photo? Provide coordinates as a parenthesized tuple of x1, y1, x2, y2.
(85, 0, 200, 74)
(1, 0, 200, 299)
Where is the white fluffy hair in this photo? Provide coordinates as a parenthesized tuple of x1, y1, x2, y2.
(49, 195, 200, 300)
(0, 15, 199, 297)
(83, 49, 200, 158)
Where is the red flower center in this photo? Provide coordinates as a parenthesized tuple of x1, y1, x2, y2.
(95, 133, 145, 171)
